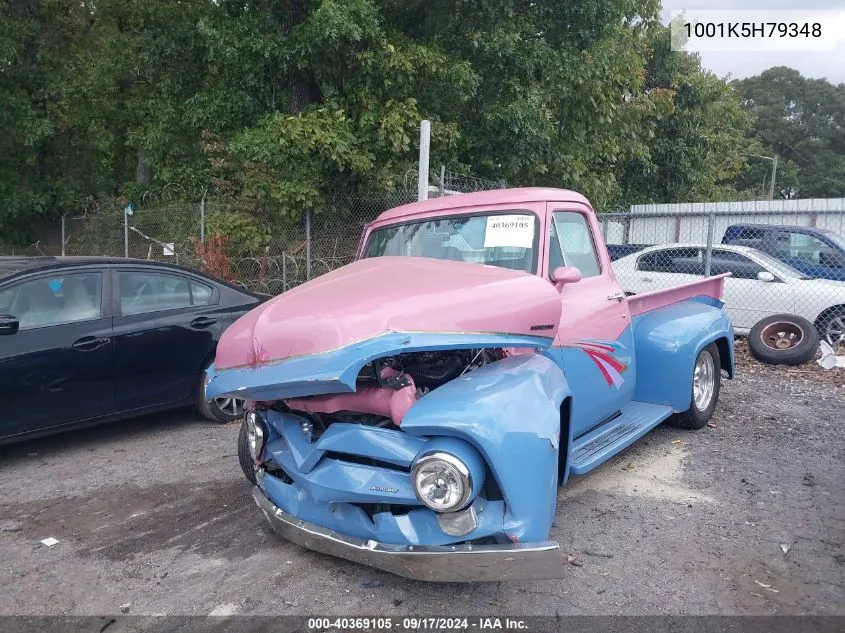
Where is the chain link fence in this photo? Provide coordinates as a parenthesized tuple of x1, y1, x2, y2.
(0, 171, 507, 297)
(599, 209, 845, 350)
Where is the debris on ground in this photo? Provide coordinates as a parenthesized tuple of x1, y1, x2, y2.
(780, 543, 791, 554)
(39, 537, 59, 547)
(119, 603, 131, 614)
(818, 341, 845, 370)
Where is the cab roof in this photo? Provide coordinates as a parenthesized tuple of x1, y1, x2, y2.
(374, 187, 592, 223)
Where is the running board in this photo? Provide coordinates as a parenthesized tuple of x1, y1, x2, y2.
(569, 401, 674, 475)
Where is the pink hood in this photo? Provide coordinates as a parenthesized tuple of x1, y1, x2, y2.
(215, 257, 562, 370)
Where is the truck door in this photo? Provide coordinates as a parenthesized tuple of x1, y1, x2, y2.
(542, 205, 635, 438)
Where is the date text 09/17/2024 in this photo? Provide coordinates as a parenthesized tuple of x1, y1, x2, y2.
(307, 617, 528, 630)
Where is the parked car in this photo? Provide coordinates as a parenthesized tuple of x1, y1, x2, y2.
(722, 223, 845, 281)
(206, 187, 734, 582)
(0, 256, 267, 444)
(612, 244, 845, 357)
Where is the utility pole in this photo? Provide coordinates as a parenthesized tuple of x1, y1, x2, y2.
(749, 154, 778, 200)
(418, 120, 430, 201)
(768, 155, 778, 200)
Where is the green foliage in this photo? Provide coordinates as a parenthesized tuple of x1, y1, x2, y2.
(4, 0, 806, 248)
(733, 67, 845, 198)
(206, 209, 271, 257)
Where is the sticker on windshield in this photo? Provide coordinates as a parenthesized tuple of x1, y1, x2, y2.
(484, 215, 534, 248)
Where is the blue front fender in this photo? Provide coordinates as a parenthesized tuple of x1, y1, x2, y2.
(401, 353, 570, 543)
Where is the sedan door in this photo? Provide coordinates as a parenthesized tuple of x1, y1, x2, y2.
(0, 269, 115, 437)
(627, 247, 704, 293)
(707, 250, 794, 329)
(112, 268, 221, 411)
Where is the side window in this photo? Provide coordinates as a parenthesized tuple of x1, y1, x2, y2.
(638, 248, 701, 274)
(0, 272, 102, 330)
(709, 251, 765, 280)
(550, 212, 600, 278)
(190, 280, 213, 305)
(119, 271, 191, 315)
(786, 232, 829, 265)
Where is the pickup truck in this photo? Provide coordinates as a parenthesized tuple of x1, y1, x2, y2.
(206, 188, 734, 582)
(722, 223, 845, 281)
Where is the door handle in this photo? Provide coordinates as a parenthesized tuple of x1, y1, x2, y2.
(190, 316, 217, 329)
(72, 336, 111, 351)
(607, 292, 626, 302)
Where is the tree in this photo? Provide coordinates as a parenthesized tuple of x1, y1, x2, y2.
(734, 67, 845, 198)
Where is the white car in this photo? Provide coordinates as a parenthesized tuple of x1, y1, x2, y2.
(612, 244, 845, 345)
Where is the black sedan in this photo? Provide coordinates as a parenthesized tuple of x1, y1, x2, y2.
(0, 256, 267, 444)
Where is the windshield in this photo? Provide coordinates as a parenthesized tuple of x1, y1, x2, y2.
(751, 250, 808, 279)
(363, 211, 539, 273)
(819, 229, 845, 252)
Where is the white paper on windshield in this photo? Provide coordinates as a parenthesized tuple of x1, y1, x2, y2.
(484, 215, 534, 248)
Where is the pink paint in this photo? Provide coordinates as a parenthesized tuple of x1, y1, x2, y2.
(214, 256, 562, 370)
(285, 368, 417, 426)
(627, 274, 729, 317)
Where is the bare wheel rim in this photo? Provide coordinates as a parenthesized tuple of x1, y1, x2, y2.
(693, 350, 715, 411)
(759, 321, 804, 350)
(825, 315, 845, 347)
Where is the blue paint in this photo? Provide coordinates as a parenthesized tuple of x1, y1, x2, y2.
(631, 299, 734, 411)
(568, 400, 674, 475)
(245, 295, 734, 555)
(206, 331, 554, 402)
(261, 472, 506, 545)
(315, 422, 427, 469)
(400, 353, 568, 543)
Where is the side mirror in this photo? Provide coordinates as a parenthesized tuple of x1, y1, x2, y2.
(757, 271, 776, 283)
(551, 266, 582, 291)
(0, 314, 19, 335)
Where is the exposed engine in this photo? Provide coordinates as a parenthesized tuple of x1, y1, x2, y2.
(283, 348, 505, 432)
(357, 348, 505, 392)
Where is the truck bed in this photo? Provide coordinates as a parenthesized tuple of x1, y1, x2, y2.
(626, 273, 730, 316)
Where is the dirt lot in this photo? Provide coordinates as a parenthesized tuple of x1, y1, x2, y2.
(1, 349, 843, 617)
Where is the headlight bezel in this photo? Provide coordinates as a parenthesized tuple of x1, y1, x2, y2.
(411, 451, 473, 513)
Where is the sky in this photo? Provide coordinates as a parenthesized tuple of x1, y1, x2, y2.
(661, 0, 845, 84)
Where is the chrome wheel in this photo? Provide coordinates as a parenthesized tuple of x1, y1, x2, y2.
(214, 396, 244, 418)
(824, 314, 845, 348)
(693, 350, 715, 411)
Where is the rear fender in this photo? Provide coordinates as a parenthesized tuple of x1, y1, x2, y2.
(401, 353, 570, 543)
(632, 298, 734, 411)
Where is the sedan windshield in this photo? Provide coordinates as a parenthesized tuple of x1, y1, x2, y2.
(363, 211, 539, 273)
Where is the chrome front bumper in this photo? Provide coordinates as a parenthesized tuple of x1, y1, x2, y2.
(252, 487, 565, 582)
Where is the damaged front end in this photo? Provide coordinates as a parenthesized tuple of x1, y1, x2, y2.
(206, 258, 570, 582)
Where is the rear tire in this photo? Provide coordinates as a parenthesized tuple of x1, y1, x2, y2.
(669, 342, 721, 430)
(238, 418, 257, 485)
(198, 358, 244, 423)
(748, 314, 818, 365)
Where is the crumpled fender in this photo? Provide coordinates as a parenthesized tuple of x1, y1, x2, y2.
(401, 353, 570, 543)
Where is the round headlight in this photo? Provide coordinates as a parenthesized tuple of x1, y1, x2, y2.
(411, 452, 472, 513)
(245, 412, 264, 461)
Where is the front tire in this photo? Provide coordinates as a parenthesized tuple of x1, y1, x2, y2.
(238, 418, 258, 485)
(669, 342, 721, 430)
(197, 359, 244, 423)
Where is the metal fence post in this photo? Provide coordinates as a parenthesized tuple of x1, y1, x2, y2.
(704, 209, 715, 276)
(305, 208, 312, 281)
(200, 188, 206, 243)
(418, 120, 430, 201)
(61, 215, 66, 256)
(282, 251, 287, 291)
(123, 202, 134, 258)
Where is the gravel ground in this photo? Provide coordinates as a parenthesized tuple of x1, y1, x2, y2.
(0, 358, 842, 617)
